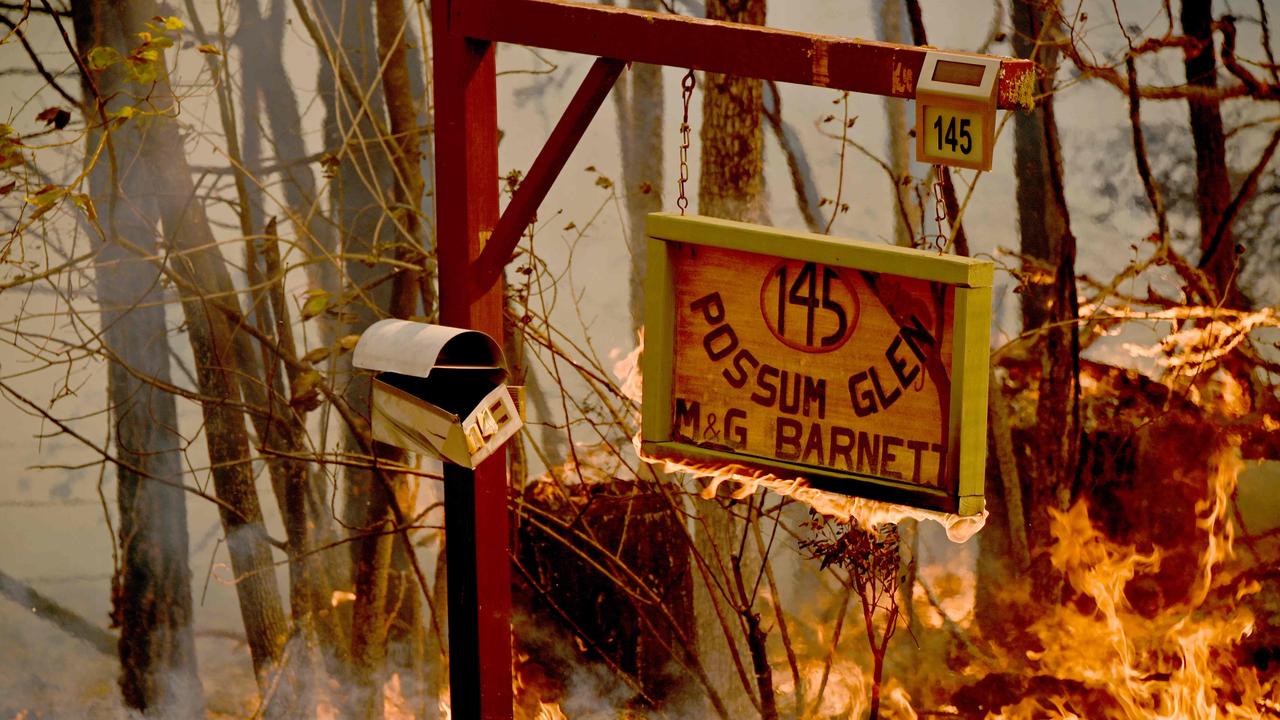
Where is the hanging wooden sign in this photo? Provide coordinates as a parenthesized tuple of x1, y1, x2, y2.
(641, 213, 992, 515)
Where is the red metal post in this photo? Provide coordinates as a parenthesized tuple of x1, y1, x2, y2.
(431, 1, 513, 717)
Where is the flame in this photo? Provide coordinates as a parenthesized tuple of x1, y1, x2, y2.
(1012, 442, 1268, 719)
(534, 702, 568, 720)
(1096, 305, 1278, 376)
(636, 441, 987, 542)
(772, 659, 869, 718)
(383, 673, 412, 720)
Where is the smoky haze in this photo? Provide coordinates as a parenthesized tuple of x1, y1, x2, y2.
(1, 0, 1278, 717)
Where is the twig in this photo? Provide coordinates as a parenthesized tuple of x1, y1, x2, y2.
(810, 582, 852, 716)
(1199, 123, 1280, 272)
(1124, 54, 1169, 246)
(0, 11, 79, 108)
(0, 567, 117, 655)
(763, 79, 823, 232)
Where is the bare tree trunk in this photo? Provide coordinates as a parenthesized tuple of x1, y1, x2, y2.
(235, 0, 354, 690)
(308, 0, 434, 713)
(73, 1, 294, 707)
(877, 0, 917, 247)
(70, 3, 203, 715)
(372, 4, 431, 716)
(1003, 0, 1080, 608)
(1181, 0, 1244, 305)
(606, 0, 666, 333)
(212, 3, 348, 694)
(312, 3, 396, 715)
(150, 103, 296, 714)
(245, 0, 342, 337)
(698, 0, 769, 226)
(693, 2, 770, 714)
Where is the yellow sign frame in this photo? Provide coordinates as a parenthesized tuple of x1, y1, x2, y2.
(640, 213, 992, 515)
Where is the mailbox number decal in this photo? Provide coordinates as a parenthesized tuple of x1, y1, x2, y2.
(760, 260, 859, 353)
(922, 106, 984, 164)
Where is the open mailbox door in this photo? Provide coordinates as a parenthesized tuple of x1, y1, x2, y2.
(353, 319, 523, 468)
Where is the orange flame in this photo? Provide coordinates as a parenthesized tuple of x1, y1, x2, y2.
(1017, 443, 1266, 718)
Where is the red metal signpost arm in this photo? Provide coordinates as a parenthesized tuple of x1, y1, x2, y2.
(458, 0, 1035, 300)
(431, 2, 513, 718)
(452, 0, 1036, 109)
(472, 56, 627, 295)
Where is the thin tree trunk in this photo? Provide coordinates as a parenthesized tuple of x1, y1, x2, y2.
(312, 2, 400, 714)
(73, 1, 294, 706)
(373, 5, 431, 715)
(609, 0, 665, 333)
(183, 6, 347, 699)
(695, 2, 770, 714)
(238, 0, 351, 679)
(698, 0, 769, 225)
(149, 99, 296, 713)
(877, 0, 916, 247)
(246, 0, 343, 349)
(1006, 0, 1080, 607)
(70, 3, 203, 714)
(1181, 0, 1244, 305)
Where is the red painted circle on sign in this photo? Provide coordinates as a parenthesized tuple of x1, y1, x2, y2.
(759, 260, 859, 353)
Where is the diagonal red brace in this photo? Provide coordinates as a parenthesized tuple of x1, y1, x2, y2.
(471, 56, 627, 295)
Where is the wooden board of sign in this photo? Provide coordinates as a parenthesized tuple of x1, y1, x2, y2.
(641, 213, 992, 515)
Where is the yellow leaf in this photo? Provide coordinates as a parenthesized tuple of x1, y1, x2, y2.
(162, 16, 185, 31)
(127, 59, 158, 85)
(300, 292, 330, 320)
(0, 147, 22, 171)
(337, 335, 360, 353)
(71, 193, 97, 222)
(25, 185, 66, 221)
(26, 184, 65, 208)
(87, 46, 121, 72)
(290, 370, 324, 411)
(302, 347, 331, 364)
(196, 44, 222, 56)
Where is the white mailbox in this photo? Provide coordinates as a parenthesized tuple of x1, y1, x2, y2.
(915, 51, 1002, 171)
(353, 319, 523, 468)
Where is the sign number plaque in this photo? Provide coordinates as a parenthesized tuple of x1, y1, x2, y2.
(915, 52, 1001, 171)
(641, 214, 993, 515)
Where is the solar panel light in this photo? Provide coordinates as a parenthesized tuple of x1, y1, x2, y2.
(352, 319, 524, 468)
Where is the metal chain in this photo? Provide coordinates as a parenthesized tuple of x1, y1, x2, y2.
(676, 69, 695, 215)
(932, 168, 948, 253)
(915, 165, 949, 252)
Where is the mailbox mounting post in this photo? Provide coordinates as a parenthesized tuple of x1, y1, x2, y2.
(430, 1, 1034, 717)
